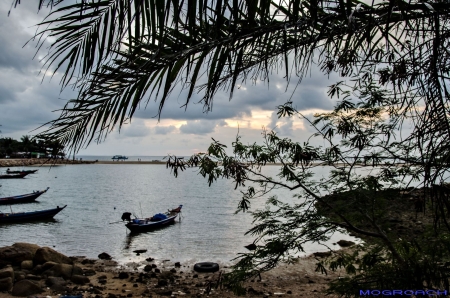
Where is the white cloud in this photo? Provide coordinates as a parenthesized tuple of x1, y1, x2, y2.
(154, 125, 177, 135)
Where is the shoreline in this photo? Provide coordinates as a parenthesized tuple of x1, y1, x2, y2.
(1, 158, 410, 168)
(0, 243, 345, 297)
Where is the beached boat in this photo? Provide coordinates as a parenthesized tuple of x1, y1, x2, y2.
(112, 155, 128, 160)
(0, 173, 30, 179)
(0, 187, 50, 205)
(0, 205, 66, 223)
(122, 205, 182, 232)
(6, 169, 38, 174)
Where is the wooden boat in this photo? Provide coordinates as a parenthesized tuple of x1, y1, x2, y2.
(0, 173, 30, 179)
(123, 205, 182, 232)
(0, 205, 66, 223)
(6, 169, 38, 174)
(0, 187, 50, 205)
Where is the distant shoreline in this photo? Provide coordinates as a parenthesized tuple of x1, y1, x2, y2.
(1, 158, 411, 168)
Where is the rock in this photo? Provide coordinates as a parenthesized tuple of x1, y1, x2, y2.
(81, 258, 95, 265)
(159, 271, 174, 281)
(46, 276, 67, 292)
(21, 260, 33, 270)
(32, 264, 43, 274)
(83, 268, 97, 276)
(43, 263, 83, 279)
(11, 279, 43, 296)
(98, 279, 107, 285)
(33, 247, 73, 265)
(0, 277, 13, 291)
(0, 266, 14, 280)
(144, 265, 153, 272)
(313, 251, 332, 258)
(25, 274, 41, 280)
(15, 274, 25, 282)
(155, 289, 172, 296)
(157, 279, 168, 287)
(151, 264, 157, 268)
(154, 268, 160, 273)
(41, 261, 58, 271)
(0, 243, 40, 266)
(146, 257, 154, 262)
(337, 240, 355, 247)
(98, 252, 112, 260)
(170, 268, 176, 273)
(174, 262, 181, 267)
(71, 274, 90, 284)
(118, 272, 129, 279)
(46, 276, 67, 286)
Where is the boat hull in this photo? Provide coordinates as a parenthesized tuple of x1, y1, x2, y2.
(0, 205, 66, 223)
(0, 173, 30, 179)
(6, 169, 38, 174)
(0, 188, 49, 205)
(126, 214, 178, 232)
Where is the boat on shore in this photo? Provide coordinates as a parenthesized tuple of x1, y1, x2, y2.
(6, 169, 38, 174)
(0, 205, 66, 223)
(0, 172, 30, 179)
(122, 205, 182, 232)
(0, 187, 50, 205)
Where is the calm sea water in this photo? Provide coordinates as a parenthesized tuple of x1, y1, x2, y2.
(0, 157, 357, 267)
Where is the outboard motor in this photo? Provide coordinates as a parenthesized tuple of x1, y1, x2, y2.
(121, 212, 132, 222)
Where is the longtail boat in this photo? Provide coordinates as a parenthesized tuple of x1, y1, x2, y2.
(6, 169, 38, 174)
(0, 187, 50, 205)
(0, 205, 66, 223)
(122, 205, 182, 233)
(0, 173, 30, 179)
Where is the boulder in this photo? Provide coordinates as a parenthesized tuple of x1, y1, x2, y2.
(143, 265, 153, 272)
(45, 276, 67, 286)
(0, 266, 14, 280)
(98, 252, 112, 260)
(42, 264, 83, 279)
(21, 260, 33, 270)
(337, 240, 355, 247)
(0, 277, 13, 291)
(0, 243, 40, 266)
(33, 247, 73, 265)
(71, 274, 90, 284)
(41, 261, 58, 271)
(11, 279, 43, 296)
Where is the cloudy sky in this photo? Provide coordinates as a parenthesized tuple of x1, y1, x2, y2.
(0, 2, 337, 156)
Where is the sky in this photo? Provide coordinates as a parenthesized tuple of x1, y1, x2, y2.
(0, 1, 337, 157)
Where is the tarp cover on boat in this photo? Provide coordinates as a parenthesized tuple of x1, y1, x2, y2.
(153, 213, 168, 221)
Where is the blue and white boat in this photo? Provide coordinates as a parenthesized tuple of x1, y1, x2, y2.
(112, 155, 128, 160)
(122, 205, 182, 232)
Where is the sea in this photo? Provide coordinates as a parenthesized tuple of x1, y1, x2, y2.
(0, 156, 358, 268)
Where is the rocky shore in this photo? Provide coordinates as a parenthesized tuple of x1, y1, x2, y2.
(0, 243, 348, 297)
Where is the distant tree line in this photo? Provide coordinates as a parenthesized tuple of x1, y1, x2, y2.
(0, 135, 65, 159)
